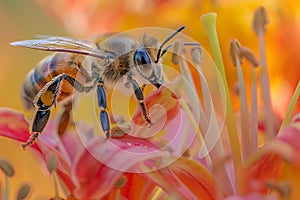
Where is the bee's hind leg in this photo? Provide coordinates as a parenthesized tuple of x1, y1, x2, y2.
(22, 74, 64, 149)
(23, 74, 96, 149)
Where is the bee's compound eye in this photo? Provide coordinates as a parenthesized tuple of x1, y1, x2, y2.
(134, 48, 152, 67)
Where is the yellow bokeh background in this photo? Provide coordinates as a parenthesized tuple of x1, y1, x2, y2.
(0, 1, 66, 199)
(0, 0, 299, 198)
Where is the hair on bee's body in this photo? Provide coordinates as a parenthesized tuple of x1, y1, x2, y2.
(11, 26, 186, 148)
(22, 53, 88, 109)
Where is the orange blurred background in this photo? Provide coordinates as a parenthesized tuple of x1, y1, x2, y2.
(0, 0, 299, 198)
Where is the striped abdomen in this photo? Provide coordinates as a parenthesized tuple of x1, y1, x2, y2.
(22, 53, 84, 109)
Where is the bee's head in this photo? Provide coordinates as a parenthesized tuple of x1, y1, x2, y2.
(134, 47, 163, 89)
(133, 26, 186, 88)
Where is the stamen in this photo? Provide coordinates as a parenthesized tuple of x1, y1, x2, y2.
(17, 184, 31, 200)
(46, 154, 69, 199)
(0, 158, 15, 177)
(230, 39, 251, 159)
(176, 41, 201, 120)
(233, 43, 260, 152)
(46, 154, 57, 173)
(190, 46, 209, 128)
(239, 46, 259, 67)
(250, 66, 258, 151)
(253, 6, 275, 139)
(0, 158, 14, 200)
(239, 45, 259, 151)
(190, 46, 202, 65)
(178, 43, 235, 194)
(171, 40, 182, 65)
(229, 39, 242, 67)
(252, 6, 270, 36)
(191, 45, 233, 185)
(172, 41, 210, 164)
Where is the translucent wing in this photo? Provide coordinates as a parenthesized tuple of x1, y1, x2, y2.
(10, 37, 108, 59)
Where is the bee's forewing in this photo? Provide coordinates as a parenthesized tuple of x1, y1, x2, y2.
(10, 37, 107, 59)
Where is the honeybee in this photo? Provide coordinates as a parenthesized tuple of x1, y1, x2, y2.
(11, 26, 185, 149)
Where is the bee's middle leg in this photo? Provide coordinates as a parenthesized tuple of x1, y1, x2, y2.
(97, 79, 110, 138)
(56, 75, 98, 136)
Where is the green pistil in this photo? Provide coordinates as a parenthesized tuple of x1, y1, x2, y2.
(200, 13, 225, 77)
(201, 12, 242, 190)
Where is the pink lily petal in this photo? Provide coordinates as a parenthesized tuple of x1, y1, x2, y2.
(142, 157, 216, 199)
(0, 108, 41, 152)
(225, 193, 266, 200)
(131, 78, 182, 138)
(278, 126, 300, 153)
(239, 124, 300, 195)
(0, 108, 79, 191)
(239, 153, 282, 194)
(102, 173, 157, 200)
(39, 121, 93, 166)
(72, 135, 169, 199)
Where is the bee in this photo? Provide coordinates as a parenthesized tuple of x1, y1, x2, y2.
(11, 26, 185, 149)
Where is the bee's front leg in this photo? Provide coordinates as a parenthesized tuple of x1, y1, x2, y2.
(129, 76, 153, 127)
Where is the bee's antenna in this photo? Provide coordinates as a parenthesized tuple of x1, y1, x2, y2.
(155, 26, 185, 63)
(160, 44, 172, 58)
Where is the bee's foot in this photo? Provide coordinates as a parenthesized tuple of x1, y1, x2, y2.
(147, 121, 154, 128)
(105, 131, 110, 139)
(22, 132, 40, 150)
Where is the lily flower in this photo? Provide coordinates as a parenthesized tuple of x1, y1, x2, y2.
(1, 3, 300, 200)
